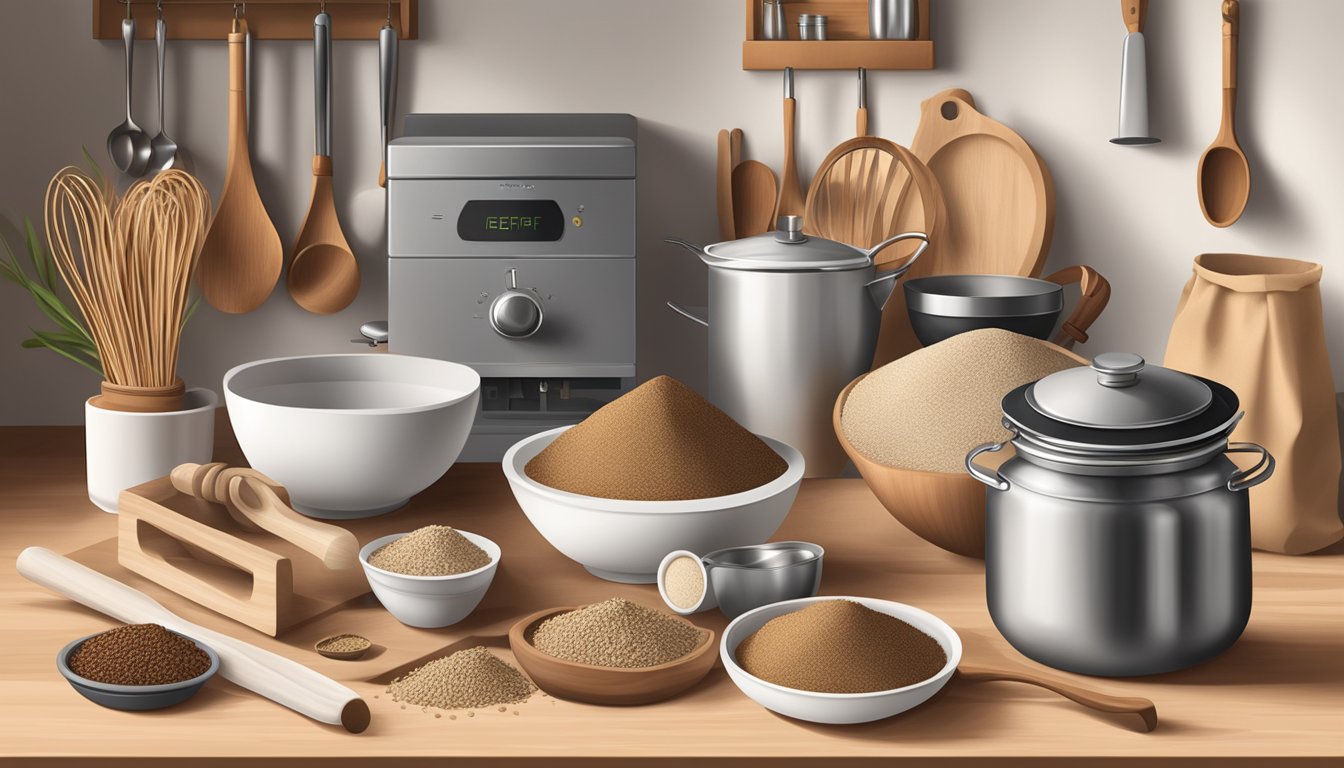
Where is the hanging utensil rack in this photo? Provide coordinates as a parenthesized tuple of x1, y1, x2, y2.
(94, 0, 417, 40)
(743, 0, 932, 70)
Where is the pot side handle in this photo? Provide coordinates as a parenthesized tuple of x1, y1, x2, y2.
(1226, 442, 1274, 492)
(966, 441, 1010, 491)
(666, 302, 709, 328)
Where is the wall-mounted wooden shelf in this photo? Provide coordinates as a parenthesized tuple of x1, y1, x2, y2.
(93, 0, 418, 41)
(743, 0, 933, 71)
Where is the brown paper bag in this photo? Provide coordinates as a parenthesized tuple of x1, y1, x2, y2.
(1165, 254, 1342, 554)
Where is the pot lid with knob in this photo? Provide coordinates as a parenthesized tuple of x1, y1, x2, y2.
(1001, 353, 1243, 455)
(684, 215, 926, 273)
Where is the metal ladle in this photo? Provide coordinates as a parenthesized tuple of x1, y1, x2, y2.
(107, 4, 152, 177)
(146, 1, 179, 173)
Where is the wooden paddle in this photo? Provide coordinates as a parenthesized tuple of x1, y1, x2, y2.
(197, 18, 282, 314)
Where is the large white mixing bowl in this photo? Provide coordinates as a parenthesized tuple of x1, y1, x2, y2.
(502, 425, 804, 583)
(224, 354, 480, 519)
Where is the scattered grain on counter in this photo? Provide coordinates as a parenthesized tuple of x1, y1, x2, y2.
(524, 375, 787, 500)
(68, 623, 211, 686)
(841, 329, 1082, 473)
(664, 556, 705, 609)
(368, 525, 491, 576)
(735, 600, 947, 693)
(386, 646, 535, 711)
(530, 598, 707, 668)
(316, 634, 371, 654)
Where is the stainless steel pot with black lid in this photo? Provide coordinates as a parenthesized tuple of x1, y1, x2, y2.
(966, 353, 1274, 677)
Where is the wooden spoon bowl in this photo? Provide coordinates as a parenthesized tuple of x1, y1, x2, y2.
(508, 606, 717, 706)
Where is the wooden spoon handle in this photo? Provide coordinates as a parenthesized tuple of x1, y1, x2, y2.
(959, 663, 1157, 732)
(1121, 0, 1147, 34)
(1044, 265, 1112, 348)
(228, 476, 360, 570)
(717, 129, 736, 241)
(1223, 0, 1239, 109)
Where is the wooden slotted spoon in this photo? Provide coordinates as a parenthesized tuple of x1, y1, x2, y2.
(197, 18, 282, 314)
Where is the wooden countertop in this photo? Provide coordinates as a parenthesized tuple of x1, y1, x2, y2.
(1, 424, 1341, 767)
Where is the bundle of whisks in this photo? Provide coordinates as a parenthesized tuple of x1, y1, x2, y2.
(45, 167, 211, 412)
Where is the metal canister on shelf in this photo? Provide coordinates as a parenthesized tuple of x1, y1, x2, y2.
(798, 14, 828, 41)
(762, 0, 787, 40)
(870, 0, 917, 40)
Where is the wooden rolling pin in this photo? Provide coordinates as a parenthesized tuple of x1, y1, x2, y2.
(16, 547, 370, 733)
(170, 463, 359, 570)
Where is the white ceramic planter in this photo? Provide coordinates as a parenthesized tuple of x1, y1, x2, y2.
(84, 388, 218, 513)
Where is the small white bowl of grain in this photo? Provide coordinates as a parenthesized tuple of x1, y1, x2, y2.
(358, 525, 500, 628)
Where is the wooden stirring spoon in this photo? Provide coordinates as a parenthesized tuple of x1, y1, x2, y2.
(732, 160, 779, 238)
(289, 10, 359, 314)
(198, 18, 282, 314)
(958, 663, 1158, 732)
(1198, 0, 1250, 227)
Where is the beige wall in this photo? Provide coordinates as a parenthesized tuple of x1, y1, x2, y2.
(2, 0, 1340, 424)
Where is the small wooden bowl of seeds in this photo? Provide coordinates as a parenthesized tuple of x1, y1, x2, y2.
(508, 599, 717, 706)
(315, 634, 372, 660)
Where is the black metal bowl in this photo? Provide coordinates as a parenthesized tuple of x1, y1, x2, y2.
(904, 274, 1064, 347)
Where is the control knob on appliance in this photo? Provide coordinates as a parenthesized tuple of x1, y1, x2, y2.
(489, 268, 543, 339)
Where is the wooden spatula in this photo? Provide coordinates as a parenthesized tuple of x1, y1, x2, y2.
(773, 67, 805, 222)
(716, 129, 736, 241)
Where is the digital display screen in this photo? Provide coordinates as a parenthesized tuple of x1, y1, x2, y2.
(457, 200, 565, 242)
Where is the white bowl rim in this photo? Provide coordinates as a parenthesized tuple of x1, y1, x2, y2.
(502, 425, 805, 514)
(358, 530, 501, 581)
(223, 353, 481, 417)
(720, 596, 964, 700)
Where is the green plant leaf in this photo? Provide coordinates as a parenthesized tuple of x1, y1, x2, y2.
(24, 218, 56, 290)
(23, 330, 102, 376)
(27, 282, 93, 344)
(182, 295, 202, 329)
(81, 147, 109, 195)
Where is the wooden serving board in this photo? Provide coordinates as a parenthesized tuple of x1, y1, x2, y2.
(873, 88, 1056, 369)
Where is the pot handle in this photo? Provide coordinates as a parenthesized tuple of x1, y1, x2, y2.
(666, 302, 709, 328)
(966, 441, 1011, 491)
(1226, 442, 1275, 492)
(1043, 265, 1112, 349)
(870, 231, 930, 276)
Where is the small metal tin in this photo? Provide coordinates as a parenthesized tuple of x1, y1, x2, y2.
(762, 0, 787, 40)
(798, 14, 828, 41)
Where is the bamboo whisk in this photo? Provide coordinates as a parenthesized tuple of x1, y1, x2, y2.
(45, 168, 211, 412)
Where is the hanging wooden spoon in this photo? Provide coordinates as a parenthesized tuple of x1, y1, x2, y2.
(289, 11, 359, 314)
(198, 17, 282, 314)
(1197, 0, 1249, 227)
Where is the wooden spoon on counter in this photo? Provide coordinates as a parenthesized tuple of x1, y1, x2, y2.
(197, 17, 282, 314)
(1197, 0, 1250, 227)
(957, 663, 1158, 732)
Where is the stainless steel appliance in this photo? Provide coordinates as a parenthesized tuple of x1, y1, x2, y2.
(967, 353, 1274, 676)
(386, 114, 636, 460)
(666, 216, 927, 477)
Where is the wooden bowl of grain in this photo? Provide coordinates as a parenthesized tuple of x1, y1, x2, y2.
(508, 602, 718, 706)
(833, 330, 1087, 559)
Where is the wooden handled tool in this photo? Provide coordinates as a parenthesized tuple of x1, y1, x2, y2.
(1197, 0, 1249, 227)
(198, 17, 282, 314)
(716, 129, 736, 241)
(958, 663, 1158, 732)
(170, 463, 359, 570)
(16, 547, 370, 733)
(773, 67, 805, 223)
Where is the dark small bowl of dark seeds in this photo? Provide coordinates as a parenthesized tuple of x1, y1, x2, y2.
(56, 624, 220, 711)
